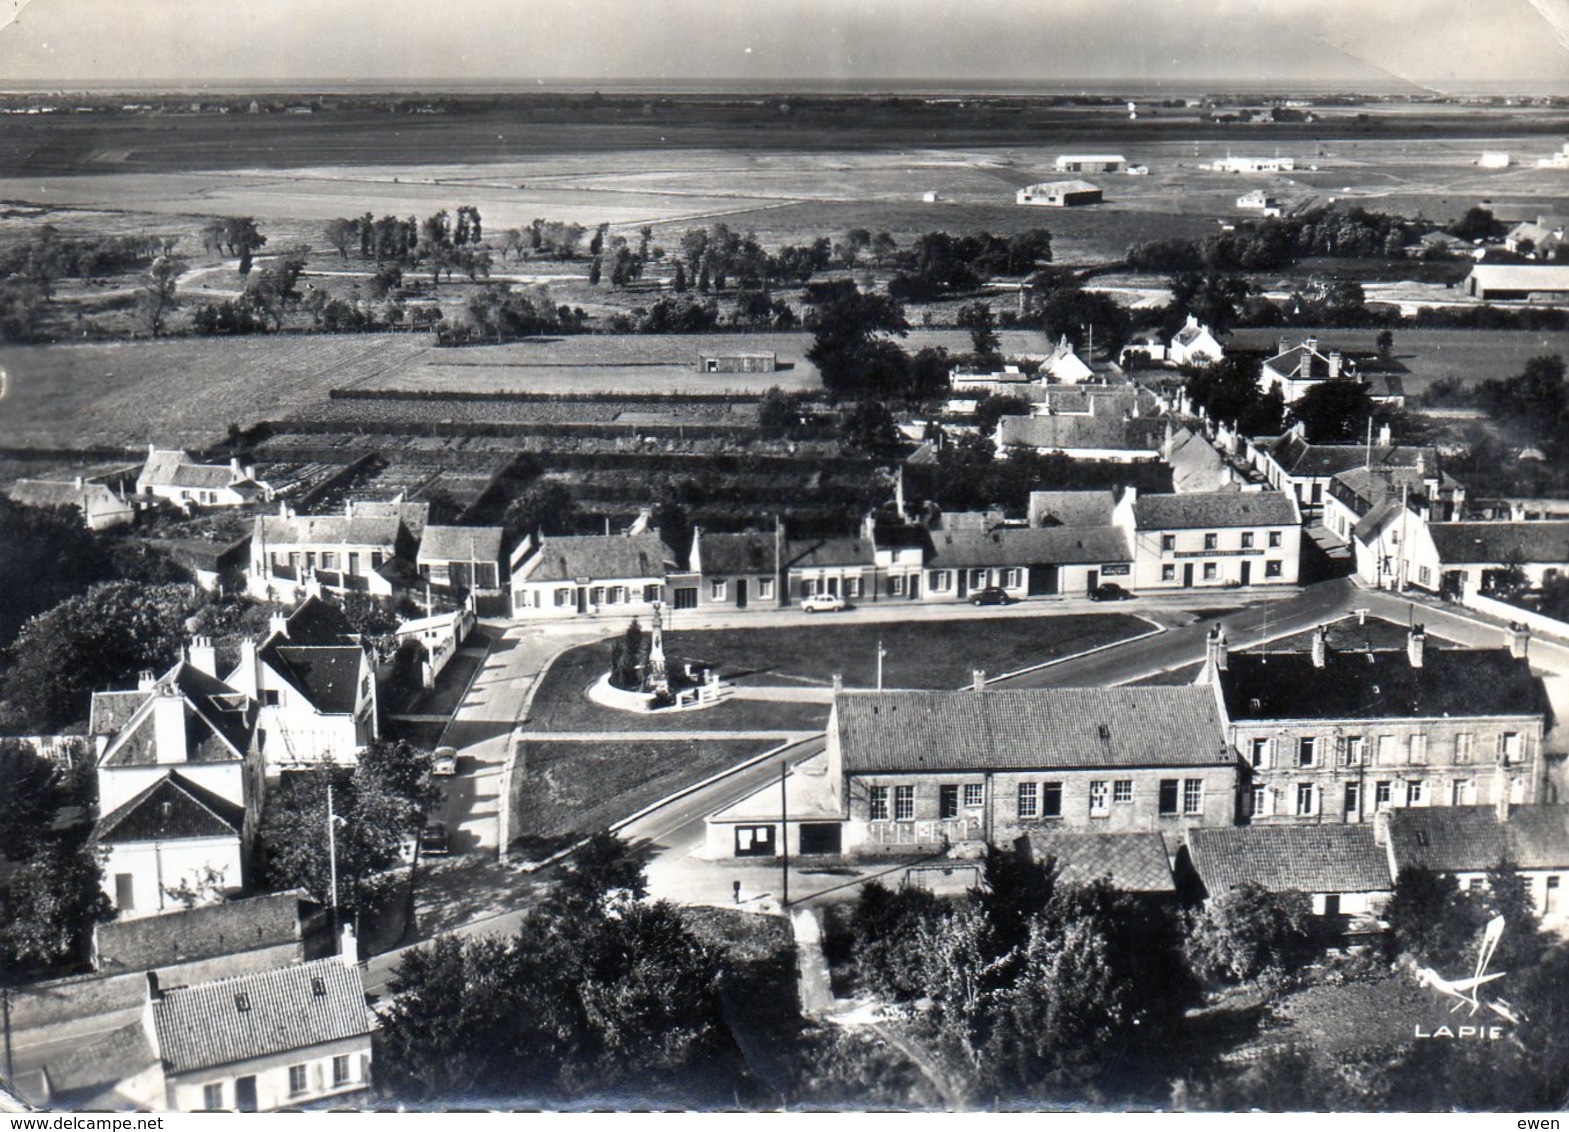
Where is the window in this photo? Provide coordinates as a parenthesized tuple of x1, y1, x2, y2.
(1161, 534, 1175, 552)
(1344, 782, 1360, 814)
(929, 569, 952, 592)
(1158, 779, 1179, 815)
(1017, 782, 1039, 819)
(1001, 568, 1021, 589)
(845, 577, 863, 599)
(1265, 560, 1282, 578)
(1250, 783, 1267, 817)
(1501, 732, 1522, 763)
(1296, 783, 1316, 816)
(332, 1055, 351, 1088)
(1377, 735, 1396, 766)
(710, 579, 726, 601)
(1344, 736, 1365, 766)
(1203, 533, 1219, 551)
(758, 578, 774, 600)
(1113, 780, 1133, 805)
(1451, 779, 1473, 806)
(894, 785, 915, 821)
(261, 689, 280, 707)
(1409, 734, 1427, 765)
(608, 585, 626, 605)
(1162, 565, 1176, 582)
(1418, 565, 1432, 586)
(591, 586, 606, 606)
(645, 583, 662, 603)
(555, 588, 572, 607)
(1406, 779, 1425, 807)
(1241, 532, 1255, 550)
(321, 551, 337, 570)
(288, 1064, 309, 1097)
(1297, 737, 1317, 767)
(1456, 733, 1474, 763)
(1041, 782, 1063, 817)
(969, 568, 988, 589)
(1202, 562, 1217, 580)
(202, 1083, 224, 1110)
(868, 786, 889, 821)
(1089, 780, 1109, 816)
(1249, 737, 1271, 768)
(1268, 531, 1282, 548)
(939, 784, 959, 819)
(1375, 781, 1392, 810)
(888, 574, 906, 597)
(963, 783, 985, 809)
(1183, 778, 1204, 815)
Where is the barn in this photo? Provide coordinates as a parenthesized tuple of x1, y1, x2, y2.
(696, 352, 778, 374)
(1463, 264, 1569, 302)
(1054, 153, 1126, 174)
(1016, 180, 1103, 207)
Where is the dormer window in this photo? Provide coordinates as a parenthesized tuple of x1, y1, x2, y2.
(235, 993, 251, 1013)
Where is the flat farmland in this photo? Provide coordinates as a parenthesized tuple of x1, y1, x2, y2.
(1226, 327, 1569, 392)
(0, 333, 429, 450)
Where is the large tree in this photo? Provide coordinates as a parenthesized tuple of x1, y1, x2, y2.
(957, 301, 1001, 363)
(804, 280, 910, 399)
(1286, 379, 1382, 442)
(136, 255, 184, 336)
(0, 837, 112, 968)
(503, 480, 580, 542)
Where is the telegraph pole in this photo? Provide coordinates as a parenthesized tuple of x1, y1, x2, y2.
(327, 783, 340, 940)
(780, 763, 789, 910)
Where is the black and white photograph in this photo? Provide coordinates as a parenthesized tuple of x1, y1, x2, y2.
(2, 0, 1569, 1114)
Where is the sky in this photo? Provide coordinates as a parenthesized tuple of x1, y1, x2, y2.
(0, 0, 1567, 91)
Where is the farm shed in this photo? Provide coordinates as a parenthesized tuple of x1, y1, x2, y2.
(1054, 154, 1126, 174)
(1016, 180, 1102, 207)
(1463, 264, 1569, 302)
(696, 352, 778, 374)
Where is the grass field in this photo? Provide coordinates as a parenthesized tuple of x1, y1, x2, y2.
(1226, 327, 1569, 392)
(510, 737, 775, 839)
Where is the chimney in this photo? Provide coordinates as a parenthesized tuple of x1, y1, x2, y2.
(1311, 625, 1329, 668)
(303, 573, 324, 601)
(340, 923, 360, 966)
(1495, 761, 1511, 822)
(1328, 351, 1342, 379)
(269, 611, 290, 638)
(831, 673, 844, 693)
(138, 669, 157, 692)
(973, 669, 987, 691)
(1206, 625, 1229, 672)
(231, 639, 259, 698)
(74, 475, 84, 489)
(1278, 335, 1292, 357)
(146, 971, 162, 1001)
(1507, 621, 1531, 660)
(1372, 808, 1390, 847)
(1377, 423, 1392, 446)
(153, 681, 187, 764)
(187, 636, 217, 677)
(1510, 500, 1527, 522)
(229, 457, 242, 481)
(1407, 623, 1426, 668)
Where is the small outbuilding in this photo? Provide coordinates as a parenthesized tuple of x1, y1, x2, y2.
(696, 352, 777, 374)
(1016, 180, 1102, 207)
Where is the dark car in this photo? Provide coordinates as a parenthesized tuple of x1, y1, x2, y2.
(971, 587, 1016, 606)
(1090, 583, 1132, 601)
(419, 821, 450, 857)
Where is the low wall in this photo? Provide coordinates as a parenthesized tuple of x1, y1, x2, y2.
(1462, 591, 1569, 642)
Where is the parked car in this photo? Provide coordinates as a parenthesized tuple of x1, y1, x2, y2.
(431, 746, 459, 776)
(970, 587, 1016, 606)
(1090, 583, 1132, 602)
(419, 821, 450, 856)
(801, 593, 848, 613)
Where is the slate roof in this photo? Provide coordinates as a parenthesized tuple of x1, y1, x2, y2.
(698, 531, 779, 576)
(140, 449, 239, 491)
(143, 535, 251, 574)
(255, 514, 403, 549)
(1020, 831, 1175, 893)
(997, 413, 1167, 453)
(1263, 344, 1347, 381)
(1188, 825, 1393, 896)
(1163, 429, 1235, 494)
(1174, 318, 1218, 347)
(1350, 501, 1403, 545)
(98, 664, 256, 767)
(349, 499, 429, 540)
(520, 530, 677, 583)
(1256, 434, 1438, 478)
(786, 537, 876, 569)
(417, 525, 504, 565)
(277, 595, 360, 646)
(832, 687, 1232, 774)
(1427, 521, 1569, 566)
(96, 771, 246, 844)
(9, 479, 128, 515)
(1028, 490, 1116, 528)
(1216, 647, 1547, 721)
(151, 958, 372, 1076)
(42, 1020, 159, 1105)
(1133, 490, 1298, 530)
(1387, 806, 1569, 873)
(90, 691, 146, 738)
(259, 645, 364, 714)
(927, 525, 1131, 568)
(1031, 179, 1102, 193)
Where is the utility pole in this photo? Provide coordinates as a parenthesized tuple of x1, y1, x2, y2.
(780, 763, 789, 910)
(327, 783, 340, 940)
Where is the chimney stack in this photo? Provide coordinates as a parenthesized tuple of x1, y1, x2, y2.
(152, 681, 187, 764)
(831, 673, 843, 693)
(340, 923, 359, 966)
(973, 669, 987, 691)
(269, 611, 289, 638)
(146, 971, 162, 1001)
(1311, 625, 1329, 669)
(1495, 761, 1511, 822)
(137, 669, 157, 692)
(1507, 621, 1531, 660)
(1328, 351, 1342, 380)
(1372, 808, 1390, 847)
(1206, 625, 1229, 672)
(187, 636, 217, 678)
(1407, 624, 1426, 668)
(1377, 423, 1392, 447)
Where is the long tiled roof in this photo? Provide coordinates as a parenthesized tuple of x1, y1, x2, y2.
(833, 687, 1231, 774)
(1188, 825, 1392, 895)
(1217, 647, 1547, 721)
(9, 480, 128, 513)
(90, 690, 146, 738)
(1028, 490, 1116, 528)
(255, 514, 404, 548)
(417, 525, 504, 565)
(521, 531, 676, 583)
(141, 450, 240, 491)
(1387, 805, 1569, 873)
(927, 525, 1131, 568)
(1133, 490, 1297, 530)
(698, 531, 779, 576)
(96, 771, 245, 844)
(1021, 831, 1175, 893)
(786, 537, 876, 569)
(1465, 264, 1569, 291)
(1428, 521, 1569, 566)
(1257, 434, 1437, 478)
(151, 958, 372, 1076)
(997, 413, 1166, 453)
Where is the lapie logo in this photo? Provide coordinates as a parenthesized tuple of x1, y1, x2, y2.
(1413, 915, 1523, 1038)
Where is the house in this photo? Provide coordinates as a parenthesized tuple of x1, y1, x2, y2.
(1245, 424, 1438, 515)
(415, 524, 509, 614)
(1325, 465, 1467, 586)
(1402, 520, 1569, 599)
(1199, 623, 1549, 824)
(1478, 151, 1511, 168)
(1016, 180, 1103, 207)
(1163, 427, 1237, 494)
(1167, 315, 1225, 367)
(8, 476, 135, 530)
(248, 500, 422, 604)
(1186, 824, 1392, 916)
(950, 365, 1037, 393)
(784, 536, 877, 605)
(996, 412, 1167, 462)
(704, 686, 1239, 859)
(91, 656, 264, 918)
(696, 352, 777, 373)
(1236, 189, 1279, 211)
(1039, 336, 1095, 383)
(226, 597, 378, 771)
(144, 535, 252, 593)
(1258, 337, 1353, 404)
(690, 526, 785, 610)
(1054, 154, 1126, 173)
(1028, 489, 1117, 529)
(1209, 156, 1295, 173)
(1016, 830, 1176, 894)
(138, 446, 272, 509)
(510, 529, 677, 618)
(1504, 219, 1565, 258)
(1117, 487, 1301, 590)
(923, 524, 1133, 600)
(393, 607, 476, 690)
(1463, 263, 1569, 301)
(1385, 804, 1569, 920)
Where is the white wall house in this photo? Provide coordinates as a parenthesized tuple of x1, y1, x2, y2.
(138, 446, 272, 509)
(510, 530, 677, 618)
(1116, 487, 1301, 591)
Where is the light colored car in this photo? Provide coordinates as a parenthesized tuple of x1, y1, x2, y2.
(431, 746, 459, 776)
(800, 593, 847, 613)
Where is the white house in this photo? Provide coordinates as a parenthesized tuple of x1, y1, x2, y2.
(9, 477, 136, 530)
(248, 501, 423, 604)
(1116, 487, 1302, 590)
(1039, 336, 1095, 383)
(1054, 154, 1126, 173)
(1167, 315, 1225, 367)
(138, 447, 272, 509)
(1386, 805, 1569, 921)
(1187, 824, 1392, 917)
(510, 530, 677, 618)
